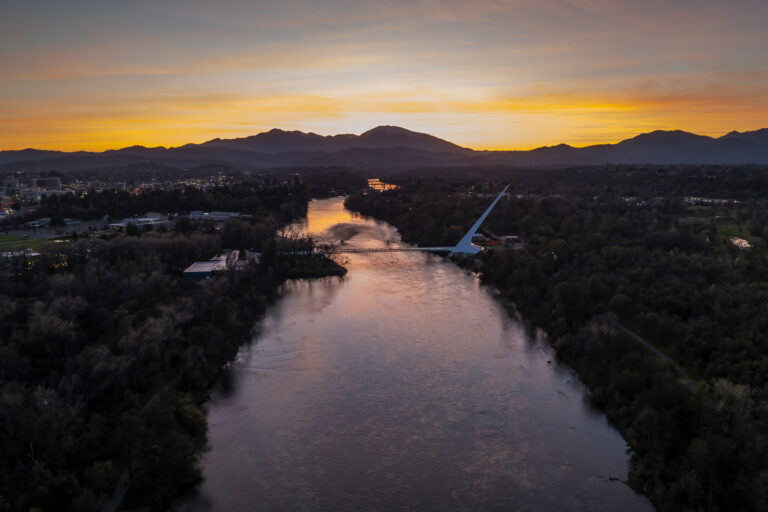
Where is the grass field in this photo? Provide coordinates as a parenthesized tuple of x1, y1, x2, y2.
(717, 224, 743, 238)
(0, 237, 73, 251)
(0, 234, 26, 243)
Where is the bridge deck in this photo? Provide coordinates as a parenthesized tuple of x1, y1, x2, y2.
(293, 185, 508, 257)
(334, 246, 453, 254)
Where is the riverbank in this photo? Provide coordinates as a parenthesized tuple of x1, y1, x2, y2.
(285, 255, 348, 278)
(107, 260, 348, 511)
(176, 196, 651, 512)
(344, 181, 768, 511)
(0, 183, 356, 512)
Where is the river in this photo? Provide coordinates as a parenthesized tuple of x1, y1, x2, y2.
(178, 197, 652, 511)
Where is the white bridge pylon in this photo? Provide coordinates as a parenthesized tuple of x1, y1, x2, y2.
(450, 185, 510, 254)
(318, 185, 510, 255)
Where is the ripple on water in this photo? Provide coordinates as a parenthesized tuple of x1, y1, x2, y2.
(176, 198, 652, 512)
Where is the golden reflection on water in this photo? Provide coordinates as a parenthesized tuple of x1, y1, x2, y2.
(368, 178, 398, 191)
(293, 198, 362, 236)
(182, 197, 652, 512)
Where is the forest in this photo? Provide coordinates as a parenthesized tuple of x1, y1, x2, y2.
(1, 177, 309, 228)
(346, 165, 768, 511)
(0, 181, 345, 511)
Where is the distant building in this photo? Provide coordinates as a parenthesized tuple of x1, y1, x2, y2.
(182, 251, 239, 280)
(500, 235, 526, 250)
(188, 210, 242, 222)
(368, 178, 398, 191)
(0, 250, 43, 273)
(25, 217, 51, 228)
(730, 237, 752, 249)
(109, 216, 173, 231)
(35, 177, 61, 191)
(1, 249, 42, 260)
(182, 260, 227, 280)
(683, 196, 739, 206)
(21, 189, 39, 202)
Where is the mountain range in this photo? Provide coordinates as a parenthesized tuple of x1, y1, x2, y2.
(2, 125, 768, 172)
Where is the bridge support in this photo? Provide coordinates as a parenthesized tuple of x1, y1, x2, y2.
(451, 185, 509, 254)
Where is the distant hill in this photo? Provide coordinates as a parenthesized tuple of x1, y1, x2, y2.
(199, 125, 471, 155)
(721, 128, 768, 146)
(2, 126, 767, 172)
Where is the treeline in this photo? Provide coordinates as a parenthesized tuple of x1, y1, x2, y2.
(346, 169, 768, 511)
(2, 180, 309, 228)
(394, 164, 768, 200)
(0, 183, 344, 511)
(0, 163, 248, 185)
(302, 170, 369, 198)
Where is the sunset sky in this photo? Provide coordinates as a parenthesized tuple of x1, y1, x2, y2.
(1, 0, 767, 151)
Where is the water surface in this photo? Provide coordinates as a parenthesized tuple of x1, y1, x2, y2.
(179, 197, 651, 511)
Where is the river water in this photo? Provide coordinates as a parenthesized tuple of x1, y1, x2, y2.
(179, 197, 652, 512)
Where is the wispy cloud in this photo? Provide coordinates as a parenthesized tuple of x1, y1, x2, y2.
(1, 0, 766, 150)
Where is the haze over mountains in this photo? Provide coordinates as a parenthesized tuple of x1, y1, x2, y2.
(2, 125, 768, 172)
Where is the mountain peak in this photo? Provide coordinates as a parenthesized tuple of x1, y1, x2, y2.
(617, 129, 712, 147)
(265, 128, 305, 135)
(357, 125, 470, 153)
(360, 125, 415, 136)
(719, 128, 768, 146)
(193, 125, 470, 154)
(634, 129, 698, 138)
(4, 126, 767, 169)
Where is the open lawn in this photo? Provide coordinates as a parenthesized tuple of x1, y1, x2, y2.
(0, 234, 26, 243)
(717, 223, 744, 238)
(0, 237, 73, 251)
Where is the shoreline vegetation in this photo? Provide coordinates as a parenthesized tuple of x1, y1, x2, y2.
(345, 166, 768, 512)
(0, 180, 346, 512)
(4, 165, 768, 510)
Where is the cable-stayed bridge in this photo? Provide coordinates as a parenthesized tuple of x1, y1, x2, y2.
(331, 185, 510, 255)
(334, 246, 454, 254)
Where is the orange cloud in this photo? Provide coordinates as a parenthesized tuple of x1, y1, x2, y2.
(3, 78, 767, 151)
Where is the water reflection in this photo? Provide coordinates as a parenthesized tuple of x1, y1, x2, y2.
(289, 200, 362, 237)
(368, 178, 399, 191)
(178, 198, 651, 512)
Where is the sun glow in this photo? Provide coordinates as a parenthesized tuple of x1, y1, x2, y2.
(1, 1, 767, 151)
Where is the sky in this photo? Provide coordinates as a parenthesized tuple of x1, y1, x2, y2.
(1, 0, 767, 151)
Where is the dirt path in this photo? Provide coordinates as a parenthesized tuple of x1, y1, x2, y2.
(615, 323, 716, 410)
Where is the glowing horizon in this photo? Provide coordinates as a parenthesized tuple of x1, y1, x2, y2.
(3, 123, 766, 154)
(2, 1, 767, 152)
